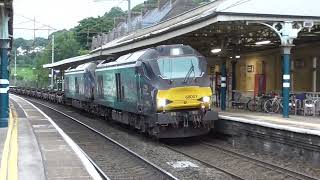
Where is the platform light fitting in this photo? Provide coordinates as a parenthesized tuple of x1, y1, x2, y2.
(255, 40, 271, 45)
(211, 48, 222, 54)
(236, 55, 240, 59)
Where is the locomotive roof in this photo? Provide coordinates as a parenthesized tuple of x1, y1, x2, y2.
(97, 50, 147, 69)
(65, 62, 97, 74)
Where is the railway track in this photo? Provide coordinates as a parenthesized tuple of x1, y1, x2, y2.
(19, 95, 319, 180)
(164, 141, 319, 180)
(163, 144, 245, 180)
(28, 99, 178, 180)
(199, 141, 319, 180)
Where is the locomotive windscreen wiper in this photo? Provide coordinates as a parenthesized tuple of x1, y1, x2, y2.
(183, 63, 195, 83)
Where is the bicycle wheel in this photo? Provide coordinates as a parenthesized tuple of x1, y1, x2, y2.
(247, 99, 258, 111)
(264, 99, 279, 113)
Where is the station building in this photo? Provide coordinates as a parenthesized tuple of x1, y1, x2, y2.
(207, 42, 320, 98)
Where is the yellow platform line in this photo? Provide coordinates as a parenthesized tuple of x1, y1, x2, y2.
(0, 108, 18, 180)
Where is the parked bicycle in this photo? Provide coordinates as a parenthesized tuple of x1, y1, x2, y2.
(247, 93, 272, 112)
(264, 93, 296, 113)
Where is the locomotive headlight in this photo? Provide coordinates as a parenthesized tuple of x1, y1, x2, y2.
(158, 99, 167, 107)
(202, 96, 210, 103)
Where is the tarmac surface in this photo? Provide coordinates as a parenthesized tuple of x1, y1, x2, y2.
(217, 108, 320, 136)
(0, 94, 96, 180)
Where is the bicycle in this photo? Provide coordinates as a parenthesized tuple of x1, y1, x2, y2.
(264, 94, 296, 113)
(247, 93, 272, 112)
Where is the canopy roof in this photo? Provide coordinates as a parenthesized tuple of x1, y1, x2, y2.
(44, 0, 320, 69)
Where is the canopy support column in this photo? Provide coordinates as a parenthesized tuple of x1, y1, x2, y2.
(0, 6, 10, 128)
(277, 21, 302, 118)
(231, 59, 237, 103)
(313, 57, 317, 93)
(282, 47, 292, 118)
(220, 59, 227, 111)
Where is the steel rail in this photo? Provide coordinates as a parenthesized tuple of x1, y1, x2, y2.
(27, 98, 179, 180)
(200, 141, 319, 180)
(162, 144, 245, 180)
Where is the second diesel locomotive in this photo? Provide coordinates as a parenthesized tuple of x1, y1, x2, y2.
(63, 44, 218, 138)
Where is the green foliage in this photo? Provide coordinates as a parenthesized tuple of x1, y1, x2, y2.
(74, 7, 124, 49)
(132, 0, 157, 12)
(79, 49, 90, 55)
(132, 4, 144, 12)
(50, 30, 81, 60)
(11, 0, 209, 88)
(104, 7, 125, 18)
(11, 30, 80, 87)
(13, 37, 48, 50)
(192, 0, 211, 5)
(145, 0, 158, 5)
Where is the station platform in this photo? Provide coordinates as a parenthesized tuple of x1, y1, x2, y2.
(216, 108, 320, 137)
(0, 94, 100, 180)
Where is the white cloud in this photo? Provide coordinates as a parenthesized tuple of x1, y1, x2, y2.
(13, 0, 145, 39)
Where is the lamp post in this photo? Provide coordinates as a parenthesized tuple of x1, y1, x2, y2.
(51, 35, 54, 89)
(14, 48, 17, 86)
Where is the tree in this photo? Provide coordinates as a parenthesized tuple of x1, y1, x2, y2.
(73, 7, 125, 50)
(104, 7, 125, 18)
(50, 30, 81, 61)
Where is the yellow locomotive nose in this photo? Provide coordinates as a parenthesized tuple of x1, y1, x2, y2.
(157, 86, 212, 111)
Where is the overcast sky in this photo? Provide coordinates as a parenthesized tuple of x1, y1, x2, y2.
(13, 0, 145, 40)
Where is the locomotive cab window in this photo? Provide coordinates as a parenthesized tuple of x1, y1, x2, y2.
(157, 56, 203, 79)
(142, 62, 153, 79)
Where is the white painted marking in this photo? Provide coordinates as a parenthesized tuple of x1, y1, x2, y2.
(221, 77, 226, 81)
(11, 95, 104, 180)
(283, 82, 290, 88)
(283, 75, 290, 80)
(221, 83, 226, 87)
(0, 87, 9, 93)
(32, 124, 48, 128)
(9, 96, 29, 117)
(0, 79, 9, 84)
(167, 161, 198, 169)
(219, 115, 320, 137)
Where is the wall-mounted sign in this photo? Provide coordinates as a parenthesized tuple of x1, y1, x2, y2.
(247, 65, 254, 72)
(210, 66, 215, 74)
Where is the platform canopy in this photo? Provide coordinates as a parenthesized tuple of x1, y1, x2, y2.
(44, 0, 320, 69)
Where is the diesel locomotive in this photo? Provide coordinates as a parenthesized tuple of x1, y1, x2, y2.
(14, 44, 219, 138)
